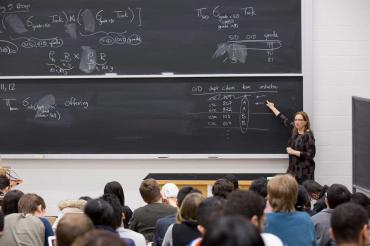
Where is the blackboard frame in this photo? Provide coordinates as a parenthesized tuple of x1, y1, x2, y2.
(352, 96, 370, 193)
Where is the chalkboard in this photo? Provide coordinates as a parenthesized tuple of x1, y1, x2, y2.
(352, 97, 370, 192)
(0, 0, 301, 75)
(0, 77, 302, 154)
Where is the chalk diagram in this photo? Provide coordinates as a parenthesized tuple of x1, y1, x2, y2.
(191, 90, 277, 134)
(213, 39, 282, 63)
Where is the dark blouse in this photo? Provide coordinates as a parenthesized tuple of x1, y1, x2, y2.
(278, 113, 316, 183)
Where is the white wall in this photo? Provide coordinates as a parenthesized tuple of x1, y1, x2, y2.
(312, 0, 370, 186)
(2, 0, 370, 215)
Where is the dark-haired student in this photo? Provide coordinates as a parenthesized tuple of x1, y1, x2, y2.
(104, 181, 133, 228)
(224, 190, 283, 246)
(331, 203, 369, 246)
(189, 196, 225, 246)
(266, 101, 316, 184)
(302, 180, 329, 215)
(212, 178, 234, 199)
(101, 193, 146, 246)
(351, 192, 370, 218)
(84, 198, 135, 246)
(312, 184, 351, 246)
(1, 189, 24, 215)
(202, 216, 265, 246)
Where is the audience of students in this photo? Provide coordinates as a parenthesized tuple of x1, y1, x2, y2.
(0, 175, 369, 246)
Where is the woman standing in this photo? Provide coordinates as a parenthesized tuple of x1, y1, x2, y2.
(266, 100, 316, 183)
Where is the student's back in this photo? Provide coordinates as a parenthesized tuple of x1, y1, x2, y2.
(129, 202, 176, 242)
(265, 211, 316, 246)
(0, 213, 44, 246)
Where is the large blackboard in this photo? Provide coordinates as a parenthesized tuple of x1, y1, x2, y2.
(352, 97, 370, 192)
(0, 77, 302, 154)
(0, 0, 301, 75)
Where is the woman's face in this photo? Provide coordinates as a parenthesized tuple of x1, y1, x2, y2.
(294, 113, 307, 131)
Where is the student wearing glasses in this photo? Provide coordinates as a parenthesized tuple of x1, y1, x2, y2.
(266, 101, 316, 184)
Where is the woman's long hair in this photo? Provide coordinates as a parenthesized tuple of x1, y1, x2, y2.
(104, 181, 125, 207)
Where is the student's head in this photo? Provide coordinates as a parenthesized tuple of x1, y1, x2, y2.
(212, 179, 234, 199)
(139, 178, 161, 204)
(224, 174, 239, 190)
(17, 193, 45, 215)
(104, 181, 125, 207)
(202, 216, 265, 246)
(267, 174, 298, 212)
(100, 193, 123, 229)
(295, 185, 311, 212)
(177, 186, 202, 208)
(177, 192, 204, 223)
(351, 192, 370, 217)
(331, 203, 369, 246)
(161, 183, 179, 207)
(71, 229, 126, 246)
(250, 178, 268, 198)
(56, 213, 94, 246)
(84, 198, 115, 227)
(35, 194, 46, 215)
(0, 175, 10, 192)
(302, 179, 323, 200)
(326, 184, 351, 209)
(197, 197, 225, 235)
(224, 190, 266, 232)
(2, 189, 24, 215)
